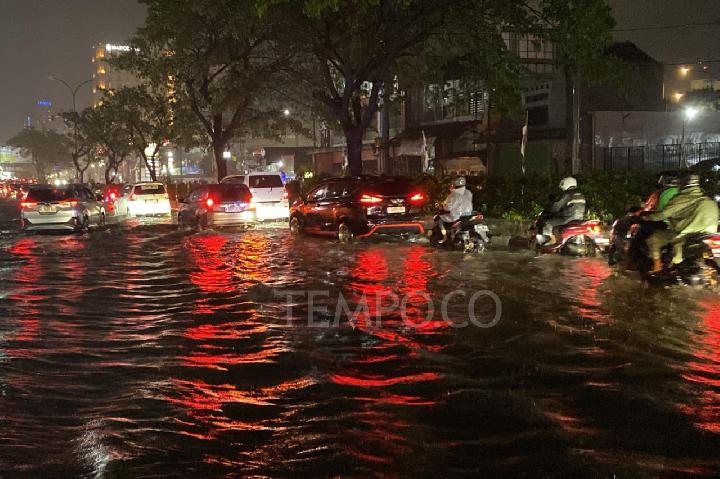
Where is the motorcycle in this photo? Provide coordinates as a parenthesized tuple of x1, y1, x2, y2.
(429, 211, 490, 253)
(530, 211, 608, 256)
(609, 215, 720, 285)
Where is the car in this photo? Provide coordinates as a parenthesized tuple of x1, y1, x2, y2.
(289, 176, 427, 242)
(221, 172, 289, 221)
(115, 182, 172, 217)
(177, 183, 256, 230)
(20, 184, 106, 232)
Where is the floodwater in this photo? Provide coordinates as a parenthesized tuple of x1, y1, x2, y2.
(0, 201, 718, 477)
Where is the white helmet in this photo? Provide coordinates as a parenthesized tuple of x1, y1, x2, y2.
(559, 176, 577, 191)
(451, 176, 466, 188)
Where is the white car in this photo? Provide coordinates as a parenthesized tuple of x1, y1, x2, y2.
(116, 182, 172, 217)
(220, 172, 289, 221)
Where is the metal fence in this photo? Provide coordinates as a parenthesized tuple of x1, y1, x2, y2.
(597, 142, 720, 172)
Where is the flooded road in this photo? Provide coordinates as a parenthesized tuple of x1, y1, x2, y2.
(0, 201, 719, 477)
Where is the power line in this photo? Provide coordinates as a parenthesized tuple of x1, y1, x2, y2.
(614, 21, 720, 32)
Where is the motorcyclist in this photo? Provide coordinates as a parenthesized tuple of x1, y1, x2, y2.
(438, 176, 473, 242)
(537, 176, 586, 245)
(644, 175, 681, 212)
(645, 174, 719, 273)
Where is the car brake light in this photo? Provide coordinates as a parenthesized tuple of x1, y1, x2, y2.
(109, 192, 116, 200)
(283, 188, 289, 200)
(130, 193, 137, 201)
(360, 194, 382, 205)
(206, 197, 214, 209)
(409, 192, 426, 204)
(20, 201, 37, 209)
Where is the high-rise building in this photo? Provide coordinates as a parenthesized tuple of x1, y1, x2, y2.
(91, 43, 139, 106)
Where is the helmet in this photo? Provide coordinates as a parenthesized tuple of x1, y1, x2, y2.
(559, 176, 577, 191)
(684, 174, 700, 188)
(658, 175, 680, 188)
(451, 176, 466, 188)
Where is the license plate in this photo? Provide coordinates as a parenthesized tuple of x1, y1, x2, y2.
(225, 204, 244, 212)
(475, 224, 489, 232)
(387, 206, 405, 214)
(39, 205, 54, 213)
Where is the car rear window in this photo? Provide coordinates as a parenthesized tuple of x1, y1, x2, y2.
(134, 184, 166, 195)
(249, 175, 283, 188)
(361, 177, 416, 196)
(222, 176, 245, 184)
(209, 184, 252, 202)
(26, 188, 74, 202)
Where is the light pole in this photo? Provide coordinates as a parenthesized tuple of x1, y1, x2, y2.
(47, 76, 93, 181)
(680, 106, 698, 168)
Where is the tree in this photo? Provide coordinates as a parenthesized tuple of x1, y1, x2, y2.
(103, 86, 179, 182)
(59, 110, 96, 182)
(76, 102, 133, 184)
(116, 0, 298, 181)
(7, 128, 72, 182)
(265, 0, 538, 176)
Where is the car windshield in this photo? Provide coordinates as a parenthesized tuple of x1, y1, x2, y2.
(26, 188, 74, 202)
(209, 184, 252, 202)
(249, 175, 283, 188)
(134, 184, 165, 195)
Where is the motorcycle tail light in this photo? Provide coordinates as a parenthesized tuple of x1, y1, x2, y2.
(702, 237, 720, 249)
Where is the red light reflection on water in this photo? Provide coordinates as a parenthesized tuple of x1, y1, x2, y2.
(679, 298, 720, 433)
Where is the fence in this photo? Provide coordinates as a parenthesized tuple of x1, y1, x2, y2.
(596, 142, 720, 172)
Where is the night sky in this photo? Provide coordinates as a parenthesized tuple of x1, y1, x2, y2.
(0, 0, 718, 141)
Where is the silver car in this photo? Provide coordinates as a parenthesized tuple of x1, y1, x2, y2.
(21, 184, 106, 232)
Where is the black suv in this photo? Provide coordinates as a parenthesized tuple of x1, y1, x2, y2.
(289, 176, 427, 241)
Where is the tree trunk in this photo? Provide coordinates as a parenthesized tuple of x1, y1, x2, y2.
(213, 140, 227, 181)
(346, 131, 363, 177)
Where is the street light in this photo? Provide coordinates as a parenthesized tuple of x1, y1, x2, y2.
(679, 66, 690, 76)
(680, 106, 699, 168)
(223, 151, 232, 160)
(283, 108, 291, 117)
(47, 76, 94, 181)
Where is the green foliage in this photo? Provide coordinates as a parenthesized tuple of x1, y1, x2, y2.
(7, 128, 72, 182)
(118, 0, 301, 180)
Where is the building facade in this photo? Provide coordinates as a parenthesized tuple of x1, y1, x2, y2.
(91, 43, 140, 106)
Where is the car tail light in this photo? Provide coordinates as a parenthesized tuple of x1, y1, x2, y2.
(109, 192, 116, 200)
(409, 192, 426, 204)
(130, 193, 137, 201)
(360, 194, 383, 205)
(164, 193, 169, 199)
(59, 198, 79, 206)
(20, 201, 37, 209)
(206, 197, 215, 209)
(283, 188, 289, 200)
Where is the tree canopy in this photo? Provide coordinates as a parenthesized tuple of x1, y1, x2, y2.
(7, 128, 72, 182)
